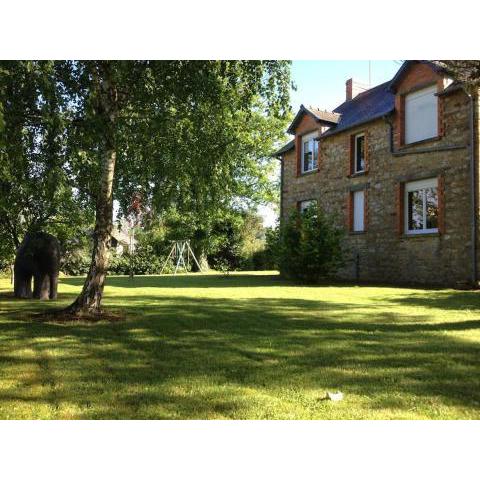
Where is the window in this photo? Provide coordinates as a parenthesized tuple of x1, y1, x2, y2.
(299, 199, 317, 214)
(302, 132, 318, 173)
(404, 178, 438, 234)
(352, 190, 365, 232)
(354, 134, 365, 173)
(404, 85, 438, 144)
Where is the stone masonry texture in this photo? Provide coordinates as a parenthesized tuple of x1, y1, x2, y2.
(281, 63, 477, 287)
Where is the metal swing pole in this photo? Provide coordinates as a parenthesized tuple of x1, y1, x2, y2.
(186, 240, 203, 272)
(174, 241, 187, 275)
(160, 242, 176, 274)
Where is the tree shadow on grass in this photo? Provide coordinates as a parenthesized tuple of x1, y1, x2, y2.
(0, 290, 479, 419)
(383, 290, 480, 312)
(59, 273, 292, 290)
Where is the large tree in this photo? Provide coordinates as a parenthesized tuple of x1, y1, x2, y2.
(56, 61, 291, 315)
(437, 61, 480, 90)
(0, 61, 93, 272)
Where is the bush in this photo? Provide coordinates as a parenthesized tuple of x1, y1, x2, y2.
(108, 245, 163, 275)
(278, 205, 344, 282)
(61, 245, 91, 276)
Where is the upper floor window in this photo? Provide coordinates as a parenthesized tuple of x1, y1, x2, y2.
(404, 84, 438, 144)
(354, 133, 365, 173)
(302, 132, 318, 173)
(404, 178, 438, 234)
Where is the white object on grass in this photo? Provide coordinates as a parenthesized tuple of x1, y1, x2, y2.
(326, 391, 344, 402)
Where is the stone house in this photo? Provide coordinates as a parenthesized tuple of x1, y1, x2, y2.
(275, 60, 480, 287)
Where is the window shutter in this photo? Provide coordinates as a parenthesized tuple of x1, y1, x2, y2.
(395, 182, 405, 235)
(438, 174, 445, 234)
(295, 135, 302, 176)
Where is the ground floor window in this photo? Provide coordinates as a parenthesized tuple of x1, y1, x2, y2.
(404, 177, 438, 234)
(352, 190, 365, 232)
(299, 199, 317, 214)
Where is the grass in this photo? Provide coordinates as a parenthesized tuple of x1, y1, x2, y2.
(0, 271, 480, 419)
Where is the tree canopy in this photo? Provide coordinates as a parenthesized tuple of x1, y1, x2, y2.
(0, 60, 292, 315)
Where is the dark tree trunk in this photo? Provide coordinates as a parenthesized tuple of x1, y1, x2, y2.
(191, 245, 209, 272)
(65, 63, 118, 316)
(64, 149, 116, 315)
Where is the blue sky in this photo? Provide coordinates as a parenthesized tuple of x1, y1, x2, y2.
(259, 60, 402, 227)
(290, 60, 401, 112)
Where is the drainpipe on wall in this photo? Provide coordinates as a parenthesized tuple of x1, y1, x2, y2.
(279, 154, 284, 226)
(465, 89, 477, 287)
(384, 115, 394, 154)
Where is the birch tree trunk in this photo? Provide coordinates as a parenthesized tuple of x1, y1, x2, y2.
(65, 63, 118, 315)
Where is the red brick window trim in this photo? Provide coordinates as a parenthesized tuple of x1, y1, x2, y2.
(396, 182, 405, 235)
(438, 174, 446, 234)
(402, 177, 443, 235)
(348, 131, 368, 176)
(295, 135, 301, 177)
(296, 131, 319, 176)
(348, 188, 367, 233)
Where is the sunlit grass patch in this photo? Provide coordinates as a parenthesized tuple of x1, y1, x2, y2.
(0, 272, 479, 419)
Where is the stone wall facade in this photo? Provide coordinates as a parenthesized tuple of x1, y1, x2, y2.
(281, 65, 477, 287)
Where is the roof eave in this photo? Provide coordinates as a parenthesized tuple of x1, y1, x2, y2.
(286, 104, 339, 134)
(389, 60, 447, 92)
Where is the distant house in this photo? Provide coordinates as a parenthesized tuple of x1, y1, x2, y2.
(111, 222, 137, 255)
(275, 60, 479, 287)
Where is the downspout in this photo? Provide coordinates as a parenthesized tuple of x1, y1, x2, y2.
(384, 114, 394, 153)
(464, 88, 477, 287)
(279, 154, 284, 226)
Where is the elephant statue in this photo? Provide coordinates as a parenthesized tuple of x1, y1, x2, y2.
(14, 231, 61, 300)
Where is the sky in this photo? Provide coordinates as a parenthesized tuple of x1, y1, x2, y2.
(259, 60, 402, 227)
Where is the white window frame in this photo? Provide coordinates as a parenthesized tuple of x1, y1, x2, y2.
(299, 199, 317, 214)
(404, 84, 438, 145)
(354, 133, 365, 173)
(352, 190, 365, 232)
(301, 132, 318, 174)
(404, 177, 439, 235)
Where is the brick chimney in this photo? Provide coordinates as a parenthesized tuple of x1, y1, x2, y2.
(346, 78, 369, 101)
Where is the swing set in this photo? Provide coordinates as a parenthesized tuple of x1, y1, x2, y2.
(160, 240, 203, 275)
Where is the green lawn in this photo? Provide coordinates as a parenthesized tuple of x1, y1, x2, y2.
(0, 272, 479, 419)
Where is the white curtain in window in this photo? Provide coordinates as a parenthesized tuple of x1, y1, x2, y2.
(405, 85, 438, 144)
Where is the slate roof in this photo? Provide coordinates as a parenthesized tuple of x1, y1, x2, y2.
(274, 61, 452, 155)
(287, 104, 339, 134)
(273, 139, 295, 157)
(321, 80, 395, 138)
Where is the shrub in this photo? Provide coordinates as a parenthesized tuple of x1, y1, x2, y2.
(108, 245, 163, 275)
(61, 245, 91, 276)
(278, 205, 344, 282)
